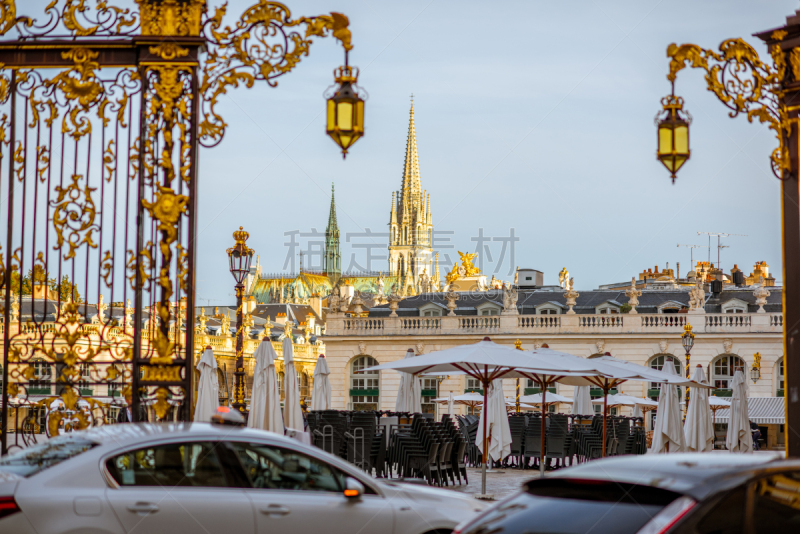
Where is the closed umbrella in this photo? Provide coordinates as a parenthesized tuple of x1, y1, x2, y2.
(194, 347, 219, 422)
(726, 369, 752, 453)
(395, 349, 422, 413)
(282, 337, 304, 432)
(572, 386, 593, 415)
(684, 365, 713, 452)
(476, 380, 512, 463)
(650, 363, 685, 453)
(311, 354, 331, 411)
(447, 391, 454, 416)
(247, 341, 283, 433)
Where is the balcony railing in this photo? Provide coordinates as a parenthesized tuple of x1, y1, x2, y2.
(325, 312, 783, 336)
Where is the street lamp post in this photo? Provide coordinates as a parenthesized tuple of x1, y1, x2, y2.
(682, 324, 695, 420)
(514, 339, 523, 413)
(227, 226, 254, 416)
(656, 10, 800, 455)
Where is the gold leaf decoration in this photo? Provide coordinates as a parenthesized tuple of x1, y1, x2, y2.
(51, 174, 99, 261)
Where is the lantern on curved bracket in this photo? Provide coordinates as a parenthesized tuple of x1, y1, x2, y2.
(751, 352, 761, 383)
(326, 61, 366, 159)
(655, 87, 692, 183)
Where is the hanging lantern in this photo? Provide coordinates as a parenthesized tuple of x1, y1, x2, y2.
(681, 323, 695, 354)
(655, 91, 691, 183)
(326, 64, 366, 159)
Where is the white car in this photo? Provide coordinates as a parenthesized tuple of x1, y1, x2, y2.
(0, 422, 487, 534)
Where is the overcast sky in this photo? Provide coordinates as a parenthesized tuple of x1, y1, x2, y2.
(195, 0, 793, 306)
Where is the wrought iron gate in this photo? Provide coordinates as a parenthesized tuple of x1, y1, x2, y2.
(0, 0, 354, 454)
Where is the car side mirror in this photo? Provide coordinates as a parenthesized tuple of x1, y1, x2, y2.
(344, 477, 364, 499)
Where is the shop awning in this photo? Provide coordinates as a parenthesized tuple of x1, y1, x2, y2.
(715, 397, 785, 425)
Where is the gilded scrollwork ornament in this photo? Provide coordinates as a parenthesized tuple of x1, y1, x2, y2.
(51, 174, 99, 261)
(666, 38, 787, 179)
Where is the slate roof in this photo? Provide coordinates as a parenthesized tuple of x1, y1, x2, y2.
(368, 287, 782, 317)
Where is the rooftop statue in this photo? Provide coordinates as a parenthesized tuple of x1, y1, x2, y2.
(559, 267, 570, 289)
(458, 251, 481, 276)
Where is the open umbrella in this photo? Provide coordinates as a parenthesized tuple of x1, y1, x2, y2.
(362, 338, 601, 496)
(572, 386, 593, 415)
(248, 341, 283, 433)
(707, 396, 731, 449)
(311, 354, 332, 411)
(684, 364, 713, 452)
(519, 392, 573, 406)
(432, 392, 484, 409)
(726, 369, 752, 453)
(282, 337, 304, 432)
(650, 363, 685, 453)
(477, 380, 512, 464)
(194, 347, 219, 422)
(395, 349, 422, 413)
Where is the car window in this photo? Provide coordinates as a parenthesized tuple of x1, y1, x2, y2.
(0, 436, 95, 477)
(695, 485, 745, 534)
(751, 471, 800, 533)
(230, 442, 347, 493)
(106, 441, 228, 488)
(461, 479, 680, 534)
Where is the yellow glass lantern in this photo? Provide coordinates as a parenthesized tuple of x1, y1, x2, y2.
(326, 64, 365, 159)
(655, 92, 691, 183)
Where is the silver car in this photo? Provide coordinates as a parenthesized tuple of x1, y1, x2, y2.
(0, 423, 487, 534)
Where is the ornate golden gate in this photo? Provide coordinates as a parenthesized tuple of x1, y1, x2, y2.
(0, 0, 357, 453)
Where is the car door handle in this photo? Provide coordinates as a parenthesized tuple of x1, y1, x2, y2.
(260, 504, 291, 516)
(127, 502, 159, 516)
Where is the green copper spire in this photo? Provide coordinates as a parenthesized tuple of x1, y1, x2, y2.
(324, 183, 341, 277)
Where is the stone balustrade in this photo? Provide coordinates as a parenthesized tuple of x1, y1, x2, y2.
(324, 311, 783, 336)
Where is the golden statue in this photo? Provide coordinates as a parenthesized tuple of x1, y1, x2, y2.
(445, 262, 460, 285)
(458, 251, 481, 276)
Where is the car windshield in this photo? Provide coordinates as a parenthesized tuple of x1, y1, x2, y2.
(461, 479, 681, 534)
(0, 436, 96, 477)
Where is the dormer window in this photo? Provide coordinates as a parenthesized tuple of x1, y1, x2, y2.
(476, 301, 502, 316)
(422, 309, 441, 317)
(597, 307, 618, 314)
(721, 298, 749, 314)
(536, 302, 564, 315)
(595, 301, 621, 315)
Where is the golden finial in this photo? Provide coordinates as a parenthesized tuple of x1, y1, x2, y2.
(514, 339, 522, 350)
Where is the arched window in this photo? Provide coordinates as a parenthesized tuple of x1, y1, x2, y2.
(648, 354, 681, 397)
(30, 359, 52, 394)
(779, 358, 785, 396)
(711, 355, 745, 390)
(350, 356, 379, 411)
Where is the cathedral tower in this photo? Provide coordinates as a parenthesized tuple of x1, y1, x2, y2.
(389, 100, 433, 286)
(324, 183, 341, 280)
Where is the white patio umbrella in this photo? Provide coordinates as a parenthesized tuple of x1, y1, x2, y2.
(247, 341, 283, 433)
(572, 386, 593, 415)
(395, 349, 422, 413)
(684, 365, 713, 452)
(432, 392, 484, 409)
(311, 354, 332, 411)
(726, 369, 752, 453)
(476, 380, 512, 464)
(571, 353, 711, 457)
(194, 347, 219, 422)
(708, 396, 732, 449)
(282, 337, 304, 432)
(519, 392, 573, 406)
(650, 363, 685, 453)
(591, 394, 658, 408)
(362, 338, 602, 496)
(447, 391, 454, 416)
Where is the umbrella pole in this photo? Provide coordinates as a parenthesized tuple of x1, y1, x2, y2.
(602, 382, 608, 458)
(481, 370, 489, 496)
(540, 384, 547, 478)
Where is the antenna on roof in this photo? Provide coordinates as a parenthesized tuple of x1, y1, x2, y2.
(677, 243, 708, 268)
(696, 232, 747, 271)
